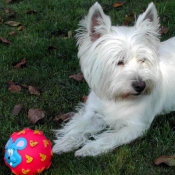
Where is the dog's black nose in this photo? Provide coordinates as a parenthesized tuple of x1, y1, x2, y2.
(132, 81, 146, 93)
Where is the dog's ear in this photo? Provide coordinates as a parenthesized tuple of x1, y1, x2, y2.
(136, 2, 159, 35)
(77, 2, 111, 42)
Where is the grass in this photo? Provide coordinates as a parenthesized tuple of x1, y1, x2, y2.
(0, 0, 175, 174)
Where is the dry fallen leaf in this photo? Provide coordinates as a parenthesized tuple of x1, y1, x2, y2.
(7, 81, 21, 92)
(113, 1, 126, 8)
(18, 26, 24, 31)
(64, 30, 73, 39)
(122, 13, 135, 26)
(54, 112, 74, 122)
(13, 58, 26, 68)
(6, 0, 13, 3)
(22, 84, 41, 95)
(0, 17, 3, 23)
(5, 9, 10, 13)
(12, 104, 23, 115)
(68, 30, 72, 38)
(160, 26, 169, 34)
(122, 16, 132, 26)
(28, 86, 41, 95)
(46, 46, 57, 52)
(26, 10, 37, 14)
(154, 155, 175, 166)
(0, 37, 11, 44)
(9, 31, 15, 36)
(6, 0, 12, 3)
(69, 73, 84, 82)
(82, 95, 88, 103)
(4, 21, 21, 27)
(21, 84, 28, 89)
(28, 109, 45, 124)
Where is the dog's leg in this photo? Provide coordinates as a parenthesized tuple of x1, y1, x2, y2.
(52, 92, 106, 154)
(75, 122, 149, 157)
(52, 108, 95, 153)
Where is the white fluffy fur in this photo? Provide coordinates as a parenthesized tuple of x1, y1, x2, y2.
(53, 2, 175, 156)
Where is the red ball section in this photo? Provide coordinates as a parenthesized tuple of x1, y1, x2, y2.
(4, 128, 52, 175)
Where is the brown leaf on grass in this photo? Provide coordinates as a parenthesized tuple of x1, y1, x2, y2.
(13, 58, 26, 68)
(54, 112, 74, 122)
(154, 155, 175, 166)
(28, 109, 45, 124)
(6, 0, 12, 3)
(82, 95, 88, 103)
(18, 25, 24, 31)
(64, 30, 73, 39)
(69, 73, 84, 82)
(4, 21, 21, 27)
(6, 0, 17, 3)
(6, 0, 19, 5)
(5, 9, 10, 13)
(122, 16, 132, 26)
(9, 31, 15, 36)
(46, 46, 57, 52)
(0, 17, 3, 23)
(22, 84, 41, 95)
(21, 84, 28, 89)
(113, 1, 126, 8)
(122, 13, 135, 26)
(7, 81, 21, 92)
(68, 30, 72, 38)
(0, 37, 11, 44)
(160, 26, 169, 34)
(28, 86, 41, 95)
(26, 10, 37, 14)
(12, 104, 23, 115)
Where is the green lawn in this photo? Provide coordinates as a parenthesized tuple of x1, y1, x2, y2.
(1, 0, 175, 174)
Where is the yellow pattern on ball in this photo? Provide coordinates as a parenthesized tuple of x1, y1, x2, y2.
(30, 140, 38, 147)
(25, 155, 33, 163)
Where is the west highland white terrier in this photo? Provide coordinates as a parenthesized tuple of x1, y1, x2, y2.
(53, 2, 175, 156)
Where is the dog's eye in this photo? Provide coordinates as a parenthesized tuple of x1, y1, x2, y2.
(117, 60, 124, 66)
(140, 58, 146, 63)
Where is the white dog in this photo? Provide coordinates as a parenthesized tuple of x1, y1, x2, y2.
(53, 2, 175, 156)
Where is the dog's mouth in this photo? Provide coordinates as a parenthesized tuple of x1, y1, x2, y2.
(115, 86, 152, 99)
(132, 92, 142, 96)
(132, 88, 152, 96)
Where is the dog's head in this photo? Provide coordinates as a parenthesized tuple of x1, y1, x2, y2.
(76, 2, 161, 100)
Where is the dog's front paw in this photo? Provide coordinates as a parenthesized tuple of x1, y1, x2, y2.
(53, 134, 86, 154)
(75, 144, 103, 157)
(52, 141, 70, 154)
(75, 148, 91, 157)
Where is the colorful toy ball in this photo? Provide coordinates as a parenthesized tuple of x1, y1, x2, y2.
(4, 128, 52, 175)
